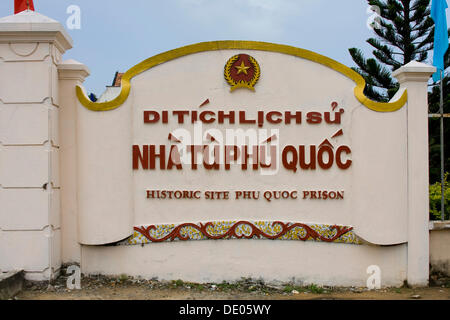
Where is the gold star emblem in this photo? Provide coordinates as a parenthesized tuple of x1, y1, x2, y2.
(235, 61, 250, 75)
(225, 54, 261, 92)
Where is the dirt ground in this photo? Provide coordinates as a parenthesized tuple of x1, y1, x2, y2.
(15, 271, 450, 300)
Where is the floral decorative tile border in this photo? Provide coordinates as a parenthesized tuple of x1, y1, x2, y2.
(120, 221, 362, 246)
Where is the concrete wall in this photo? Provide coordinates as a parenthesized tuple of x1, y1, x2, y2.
(430, 221, 450, 276)
(0, 11, 72, 281)
(81, 241, 408, 288)
(58, 59, 90, 264)
(0, 11, 437, 287)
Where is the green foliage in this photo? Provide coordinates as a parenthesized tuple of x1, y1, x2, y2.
(217, 281, 239, 291)
(171, 279, 184, 288)
(307, 284, 325, 294)
(350, 1, 449, 185)
(283, 285, 296, 293)
(429, 173, 450, 220)
(192, 283, 205, 291)
(282, 284, 324, 294)
(349, 0, 435, 101)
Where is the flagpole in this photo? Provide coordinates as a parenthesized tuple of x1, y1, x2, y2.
(440, 69, 445, 221)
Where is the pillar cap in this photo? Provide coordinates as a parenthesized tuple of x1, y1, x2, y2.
(0, 11, 73, 53)
(58, 59, 90, 81)
(392, 61, 436, 84)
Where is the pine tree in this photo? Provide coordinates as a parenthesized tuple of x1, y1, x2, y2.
(349, 0, 435, 101)
(350, 0, 449, 184)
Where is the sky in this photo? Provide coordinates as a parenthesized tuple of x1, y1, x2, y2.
(0, 0, 448, 96)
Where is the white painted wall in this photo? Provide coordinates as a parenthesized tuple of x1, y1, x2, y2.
(0, 11, 72, 281)
(98, 86, 121, 103)
(74, 50, 431, 286)
(0, 11, 434, 287)
(82, 241, 408, 287)
(58, 59, 90, 264)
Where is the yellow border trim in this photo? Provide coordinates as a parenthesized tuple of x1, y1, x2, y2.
(76, 40, 407, 112)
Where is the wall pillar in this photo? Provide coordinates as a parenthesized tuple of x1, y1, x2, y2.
(393, 61, 436, 286)
(58, 60, 90, 264)
(0, 11, 73, 281)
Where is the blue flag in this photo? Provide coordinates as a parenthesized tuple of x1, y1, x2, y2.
(431, 0, 449, 82)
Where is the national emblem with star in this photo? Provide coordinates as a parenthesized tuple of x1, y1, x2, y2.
(224, 54, 261, 92)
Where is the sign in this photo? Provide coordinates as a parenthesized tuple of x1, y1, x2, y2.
(0, 10, 433, 286)
(76, 41, 409, 247)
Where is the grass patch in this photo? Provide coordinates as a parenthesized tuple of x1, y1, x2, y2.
(283, 284, 325, 294)
(192, 283, 205, 291)
(170, 279, 184, 288)
(307, 284, 324, 294)
(283, 285, 306, 294)
(283, 285, 295, 293)
(217, 281, 239, 291)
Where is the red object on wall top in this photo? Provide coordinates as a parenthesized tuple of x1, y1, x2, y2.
(15, 0, 35, 14)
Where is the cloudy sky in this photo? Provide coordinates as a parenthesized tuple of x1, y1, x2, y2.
(0, 0, 447, 95)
